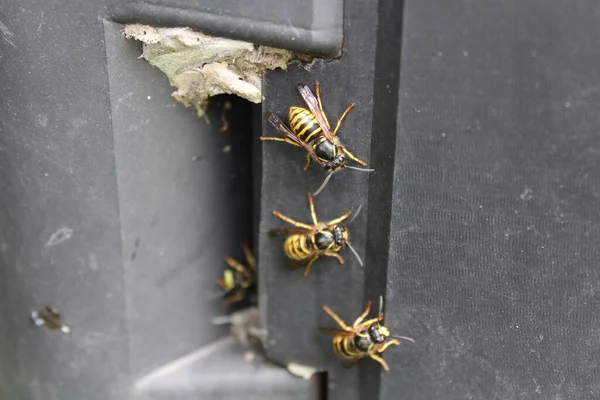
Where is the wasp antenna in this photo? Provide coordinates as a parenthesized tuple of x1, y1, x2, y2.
(378, 295, 384, 316)
(346, 166, 375, 172)
(313, 171, 335, 197)
(391, 335, 415, 343)
(346, 242, 364, 266)
(349, 204, 363, 224)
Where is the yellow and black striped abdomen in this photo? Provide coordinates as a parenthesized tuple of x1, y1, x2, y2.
(289, 106, 322, 143)
(332, 336, 363, 360)
(283, 234, 314, 261)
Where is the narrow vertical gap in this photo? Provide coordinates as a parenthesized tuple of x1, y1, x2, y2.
(251, 102, 263, 257)
(311, 371, 329, 400)
(206, 93, 255, 244)
(361, 0, 406, 398)
(206, 94, 257, 309)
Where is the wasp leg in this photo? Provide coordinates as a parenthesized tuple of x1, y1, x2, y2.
(303, 153, 312, 171)
(260, 137, 302, 147)
(303, 255, 319, 276)
(325, 211, 352, 227)
(353, 317, 382, 332)
(225, 256, 248, 275)
(323, 251, 344, 264)
(341, 147, 368, 167)
(323, 305, 353, 331)
(378, 339, 401, 353)
(315, 82, 331, 130)
(369, 354, 391, 371)
(215, 278, 228, 290)
(272, 211, 314, 230)
(352, 301, 372, 327)
(223, 291, 245, 307)
(242, 242, 256, 271)
(331, 103, 356, 136)
(306, 193, 319, 226)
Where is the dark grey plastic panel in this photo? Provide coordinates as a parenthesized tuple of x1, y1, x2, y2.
(257, 1, 380, 399)
(105, 19, 245, 377)
(0, 2, 129, 399)
(1, 8, 299, 398)
(381, 0, 600, 399)
(260, 0, 600, 399)
(135, 337, 310, 400)
(104, 21, 305, 399)
(6, 0, 600, 398)
(108, 0, 343, 55)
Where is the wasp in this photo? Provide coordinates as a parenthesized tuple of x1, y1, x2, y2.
(30, 305, 71, 333)
(215, 242, 257, 307)
(261, 82, 374, 196)
(268, 193, 363, 276)
(320, 296, 414, 371)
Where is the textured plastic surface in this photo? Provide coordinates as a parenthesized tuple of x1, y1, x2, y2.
(135, 337, 310, 400)
(109, 0, 343, 55)
(0, 2, 129, 399)
(104, 20, 254, 377)
(3, 0, 600, 398)
(257, 1, 379, 399)
(259, 1, 600, 400)
(0, 7, 305, 399)
(381, 1, 600, 399)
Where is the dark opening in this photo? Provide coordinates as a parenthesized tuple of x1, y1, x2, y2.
(203, 93, 259, 310)
(311, 371, 329, 400)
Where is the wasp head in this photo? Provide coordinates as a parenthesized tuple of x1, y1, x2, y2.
(323, 152, 348, 172)
(369, 324, 390, 344)
(333, 225, 349, 247)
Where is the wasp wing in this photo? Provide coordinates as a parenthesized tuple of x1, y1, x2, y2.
(241, 242, 256, 271)
(40, 306, 64, 330)
(268, 227, 312, 237)
(319, 327, 356, 337)
(267, 112, 318, 157)
(297, 83, 334, 142)
(43, 305, 61, 317)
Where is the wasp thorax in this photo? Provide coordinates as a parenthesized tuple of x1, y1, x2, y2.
(314, 138, 337, 162)
(314, 230, 335, 250)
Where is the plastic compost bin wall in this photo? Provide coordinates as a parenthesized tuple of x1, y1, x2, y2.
(108, 0, 344, 55)
(257, 1, 381, 400)
(2, 0, 600, 399)
(380, 1, 600, 398)
(0, 0, 332, 398)
(104, 20, 255, 378)
(261, 0, 600, 399)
